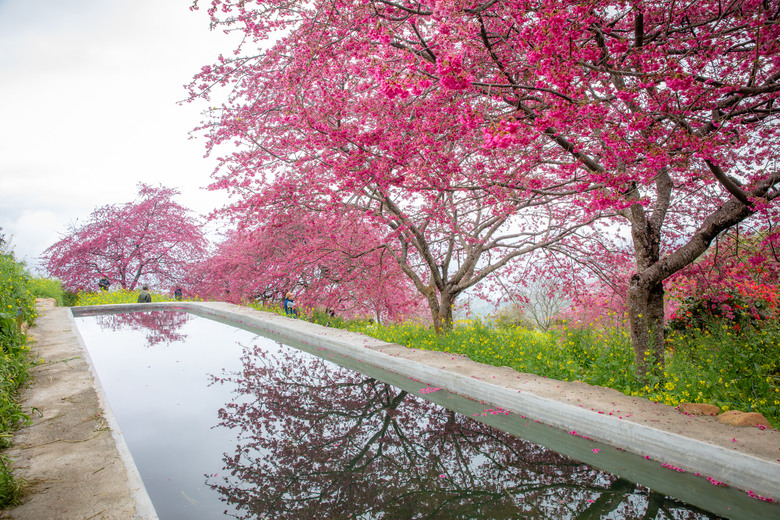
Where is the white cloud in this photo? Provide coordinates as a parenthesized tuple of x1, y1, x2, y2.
(1, 209, 64, 269)
(0, 0, 240, 270)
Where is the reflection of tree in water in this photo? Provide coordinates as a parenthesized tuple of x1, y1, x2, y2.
(209, 344, 722, 520)
(94, 311, 191, 347)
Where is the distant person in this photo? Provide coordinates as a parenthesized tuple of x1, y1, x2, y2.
(174, 287, 183, 301)
(283, 293, 297, 316)
(326, 308, 336, 327)
(98, 274, 110, 291)
(137, 285, 152, 303)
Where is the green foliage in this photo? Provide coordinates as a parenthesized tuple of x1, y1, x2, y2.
(0, 454, 23, 509)
(74, 289, 173, 306)
(62, 291, 79, 307)
(27, 277, 65, 307)
(0, 255, 36, 353)
(246, 301, 287, 317)
(491, 304, 537, 330)
(0, 252, 34, 508)
(0, 350, 31, 447)
(660, 321, 780, 421)
(667, 292, 774, 333)
(306, 308, 347, 328)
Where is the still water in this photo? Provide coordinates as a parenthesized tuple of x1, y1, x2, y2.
(74, 310, 774, 520)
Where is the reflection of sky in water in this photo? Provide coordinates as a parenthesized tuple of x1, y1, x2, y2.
(77, 312, 264, 519)
(74, 311, 769, 520)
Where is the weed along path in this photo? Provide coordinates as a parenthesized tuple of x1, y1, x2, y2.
(3, 300, 780, 519)
(1, 300, 153, 520)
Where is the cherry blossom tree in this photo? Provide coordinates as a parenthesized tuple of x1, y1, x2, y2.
(41, 184, 207, 292)
(189, 49, 606, 331)
(255, 174, 603, 332)
(190, 0, 780, 379)
(191, 207, 424, 323)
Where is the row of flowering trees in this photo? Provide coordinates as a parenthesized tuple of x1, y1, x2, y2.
(40, 179, 780, 379)
(41, 0, 780, 381)
(40, 183, 427, 323)
(180, 0, 780, 380)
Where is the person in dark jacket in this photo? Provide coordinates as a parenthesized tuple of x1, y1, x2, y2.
(137, 285, 152, 303)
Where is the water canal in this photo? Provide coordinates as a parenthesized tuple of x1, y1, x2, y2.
(73, 309, 777, 519)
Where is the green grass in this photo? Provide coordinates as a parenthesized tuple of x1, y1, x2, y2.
(0, 454, 23, 509)
(661, 322, 780, 420)
(0, 352, 31, 448)
(26, 277, 65, 307)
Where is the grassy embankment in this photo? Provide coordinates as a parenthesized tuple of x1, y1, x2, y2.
(245, 302, 780, 428)
(0, 255, 38, 508)
(345, 317, 780, 429)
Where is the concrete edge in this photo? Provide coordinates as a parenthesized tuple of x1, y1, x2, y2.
(66, 310, 159, 520)
(70, 301, 780, 502)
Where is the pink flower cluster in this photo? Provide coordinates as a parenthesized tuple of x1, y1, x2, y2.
(474, 407, 511, 417)
(746, 490, 776, 503)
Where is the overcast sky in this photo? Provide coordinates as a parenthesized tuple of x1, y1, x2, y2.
(0, 0, 239, 270)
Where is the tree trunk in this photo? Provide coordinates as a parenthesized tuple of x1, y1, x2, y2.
(424, 287, 444, 333)
(438, 290, 455, 332)
(425, 287, 457, 334)
(626, 190, 665, 384)
(627, 274, 665, 384)
(624, 172, 777, 383)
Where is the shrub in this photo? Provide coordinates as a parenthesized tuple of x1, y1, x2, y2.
(667, 290, 775, 333)
(492, 304, 537, 330)
(667, 229, 780, 331)
(62, 290, 79, 307)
